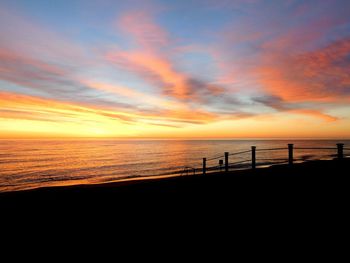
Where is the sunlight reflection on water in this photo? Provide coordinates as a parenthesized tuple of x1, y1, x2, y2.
(0, 139, 348, 192)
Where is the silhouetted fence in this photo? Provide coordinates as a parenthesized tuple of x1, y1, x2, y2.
(181, 166, 196, 176)
(200, 143, 347, 175)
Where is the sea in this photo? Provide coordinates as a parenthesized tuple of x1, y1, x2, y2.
(0, 139, 349, 192)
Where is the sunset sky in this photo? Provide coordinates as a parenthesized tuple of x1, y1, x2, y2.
(0, 0, 349, 138)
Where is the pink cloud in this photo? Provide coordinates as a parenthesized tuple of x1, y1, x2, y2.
(211, 8, 350, 122)
(0, 48, 68, 88)
(118, 10, 171, 51)
(258, 37, 350, 102)
(0, 7, 85, 64)
(109, 11, 226, 102)
(108, 51, 190, 99)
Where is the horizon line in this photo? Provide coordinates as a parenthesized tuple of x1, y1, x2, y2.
(1, 137, 349, 140)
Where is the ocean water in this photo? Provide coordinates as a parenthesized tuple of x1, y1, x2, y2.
(0, 139, 349, 192)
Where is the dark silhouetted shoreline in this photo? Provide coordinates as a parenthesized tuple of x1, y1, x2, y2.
(1, 158, 349, 211)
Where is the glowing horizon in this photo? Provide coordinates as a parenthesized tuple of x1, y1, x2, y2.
(1, 0, 350, 138)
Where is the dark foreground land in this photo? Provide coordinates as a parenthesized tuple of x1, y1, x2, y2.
(1, 159, 349, 210)
(1, 160, 348, 258)
(1, 158, 349, 244)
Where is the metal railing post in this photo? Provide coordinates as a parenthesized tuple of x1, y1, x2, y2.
(225, 152, 229, 172)
(288, 144, 294, 165)
(203, 158, 206, 175)
(337, 143, 344, 159)
(251, 146, 256, 169)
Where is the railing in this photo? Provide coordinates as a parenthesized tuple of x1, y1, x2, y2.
(181, 166, 196, 176)
(200, 143, 347, 175)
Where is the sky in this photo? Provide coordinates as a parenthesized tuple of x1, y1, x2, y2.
(0, 0, 349, 138)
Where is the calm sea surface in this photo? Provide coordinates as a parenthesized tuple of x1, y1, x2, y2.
(0, 139, 349, 192)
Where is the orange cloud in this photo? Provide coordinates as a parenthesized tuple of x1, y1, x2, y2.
(253, 94, 340, 122)
(113, 11, 189, 98)
(288, 109, 339, 122)
(83, 80, 190, 112)
(258, 38, 350, 102)
(0, 91, 221, 136)
(109, 51, 190, 99)
(111, 10, 225, 102)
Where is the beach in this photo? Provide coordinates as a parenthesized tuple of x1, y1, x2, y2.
(1, 158, 348, 210)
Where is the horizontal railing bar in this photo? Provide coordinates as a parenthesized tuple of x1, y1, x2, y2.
(229, 166, 251, 170)
(229, 159, 251, 165)
(256, 147, 287, 152)
(183, 166, 196, 170)
(256, 161, 288, 165)
(206, 166, 228, 172)
(257, 160, 288, 163)
(206, 155, 224, 161)
(206, 146, 345, 162)
(228, 150, 251, 156)
(207, 165, 221, 169)
(256, 158, 288, 161)
(294, 147, 336, 150)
